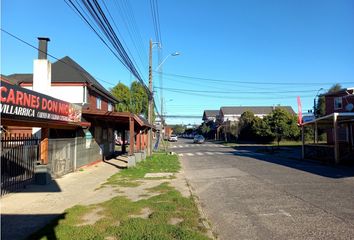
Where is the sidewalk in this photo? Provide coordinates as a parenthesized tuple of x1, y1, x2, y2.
(1, 161, 120, 240)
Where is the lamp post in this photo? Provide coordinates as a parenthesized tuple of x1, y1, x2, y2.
(155, 52, 180, 127)
(313, 88, 324, 118)
(157, 53, 179, 150)
(148, 40, 179, 155)
(155, 52, 180, 71)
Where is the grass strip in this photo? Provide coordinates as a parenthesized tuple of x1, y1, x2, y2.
(105, 153, 180, 186)
(30, 153, 210, 239)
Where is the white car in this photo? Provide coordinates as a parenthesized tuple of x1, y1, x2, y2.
(168, 134, 178, 142)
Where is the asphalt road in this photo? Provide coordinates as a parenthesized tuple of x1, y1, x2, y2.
(171, 138, 354, 240)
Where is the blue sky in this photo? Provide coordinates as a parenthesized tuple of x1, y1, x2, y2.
(2, 0, 354, 125)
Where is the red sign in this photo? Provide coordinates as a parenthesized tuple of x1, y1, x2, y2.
(0, 80, 81, 123)
(297, 96, 302, 125)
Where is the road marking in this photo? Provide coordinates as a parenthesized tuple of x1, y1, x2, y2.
(215, 152, 223, 155)
(279, 209, 292, 217)
(178, 153, 183, 156)
(205, 152, 214, 155)
(259, 209, 292, 217)
(186, 153, 194, 156)
(196, 152, 204, 156)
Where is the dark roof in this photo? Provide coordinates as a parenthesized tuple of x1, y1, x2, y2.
(220, 106, 295, 115)
(5, 74, 33, 84)
(202, 110, 219, 120)
(52, 56, 117, 103)
(6, 56, 118, 103)
(137, 115, 153, 128)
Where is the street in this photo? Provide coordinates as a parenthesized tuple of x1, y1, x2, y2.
(171, 138, 354, 240)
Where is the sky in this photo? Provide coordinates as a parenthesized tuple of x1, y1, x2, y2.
(2, 0, 354, 125)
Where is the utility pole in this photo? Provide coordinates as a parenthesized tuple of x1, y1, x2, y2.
(147, 39, 153, 156)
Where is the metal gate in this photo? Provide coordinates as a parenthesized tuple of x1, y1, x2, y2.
(1, 134, 39, 196)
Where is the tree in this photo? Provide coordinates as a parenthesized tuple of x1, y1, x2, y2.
(110, 82, 131, 112)
(172, 125, 185, 135)
(201, 123, 211, 136)
(238, 111, 256, 140)
(253, 117, 274, 143)
(265, 108, 300, 146)
(316, 83, 342, 117)
(130, 81, 148, 117)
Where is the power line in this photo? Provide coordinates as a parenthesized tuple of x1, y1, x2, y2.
(1, 28, 119, 88)
(65, 0, 150, 94)
(155, 86, 324, 94)
(162, 88, 316, 100)
(110, 0, 148, 74)
(157, 71, 354, 86)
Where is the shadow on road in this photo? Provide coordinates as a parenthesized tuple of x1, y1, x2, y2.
(1, 213, 66, 240)
(231, 145, 354, 179)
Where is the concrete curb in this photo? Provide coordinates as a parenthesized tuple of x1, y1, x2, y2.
(127, 155, 136, 168)
(184, 177, 217, 240)
(134, 152, 142, 163)
(175, 152, 217, 239)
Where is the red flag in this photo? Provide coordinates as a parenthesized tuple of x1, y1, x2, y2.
(297, 96, 303, 125)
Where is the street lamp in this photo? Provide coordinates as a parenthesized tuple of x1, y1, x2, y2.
(155, 52, 180, 124)
(155, 52, 180, 71)
(313, 88, 324, 118)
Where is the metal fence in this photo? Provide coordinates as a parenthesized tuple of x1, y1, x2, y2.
(1, 134, 39, 196)
(48, 138, 75, 178)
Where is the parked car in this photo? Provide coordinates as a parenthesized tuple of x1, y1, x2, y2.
(193, 135, 205, 144)
(115, 136, 128, 145)
(169, 134, 178, 142)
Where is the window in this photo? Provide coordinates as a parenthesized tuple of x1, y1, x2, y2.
(108, 102, 113, 111)
(96, 97, 101, 109)
(334, 97, 342, 110)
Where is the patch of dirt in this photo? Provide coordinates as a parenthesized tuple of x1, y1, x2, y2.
(76, 207, 104, 226)
(118, 180, 168, 201)
(168, 217, 184, 225)
(105, 236, 117, 240)
(144, 172, 174, 178)
(170, 172, 191, 198)
(81, 186, 117, 205)
(129, 207, 152, 219)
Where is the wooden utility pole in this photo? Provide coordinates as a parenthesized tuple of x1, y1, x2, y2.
(147, 39, 153, 156)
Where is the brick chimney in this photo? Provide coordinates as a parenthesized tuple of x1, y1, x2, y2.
(38, 37, 50, 59)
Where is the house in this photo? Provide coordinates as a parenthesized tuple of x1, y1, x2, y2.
(2, 37, 152, 187)
(301, 88, 354, 164)
(202, 110, 219, 123)
(216, 106, 295, 141)
(218, 106, 295, 122)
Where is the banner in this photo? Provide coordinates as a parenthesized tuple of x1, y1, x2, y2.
(0, 80, 81, 123)
(297, 96, 302, 125)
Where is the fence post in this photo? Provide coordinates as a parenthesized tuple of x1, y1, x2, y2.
(74, 136, 77, 171)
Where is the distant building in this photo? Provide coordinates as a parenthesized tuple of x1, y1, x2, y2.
(218, 106, 295, 122)
(215, 106, 295, 141)
(202, 110, 219, 123)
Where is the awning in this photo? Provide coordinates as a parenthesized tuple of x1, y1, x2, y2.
(302, 112, 354, 126)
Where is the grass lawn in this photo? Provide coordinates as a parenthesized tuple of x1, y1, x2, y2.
(31, 153, 211, 240)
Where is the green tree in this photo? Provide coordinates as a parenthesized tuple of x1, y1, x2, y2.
(172, 125, 185, 135)
(316, 83, 342, 117)
(201, 123, 211, 136)
(253, 117, 274, 142)
(110, 82, 131, 112)
(265, 108, 300, 146)
(238, 111, 256, 140)
(130, 81, 148, 117)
